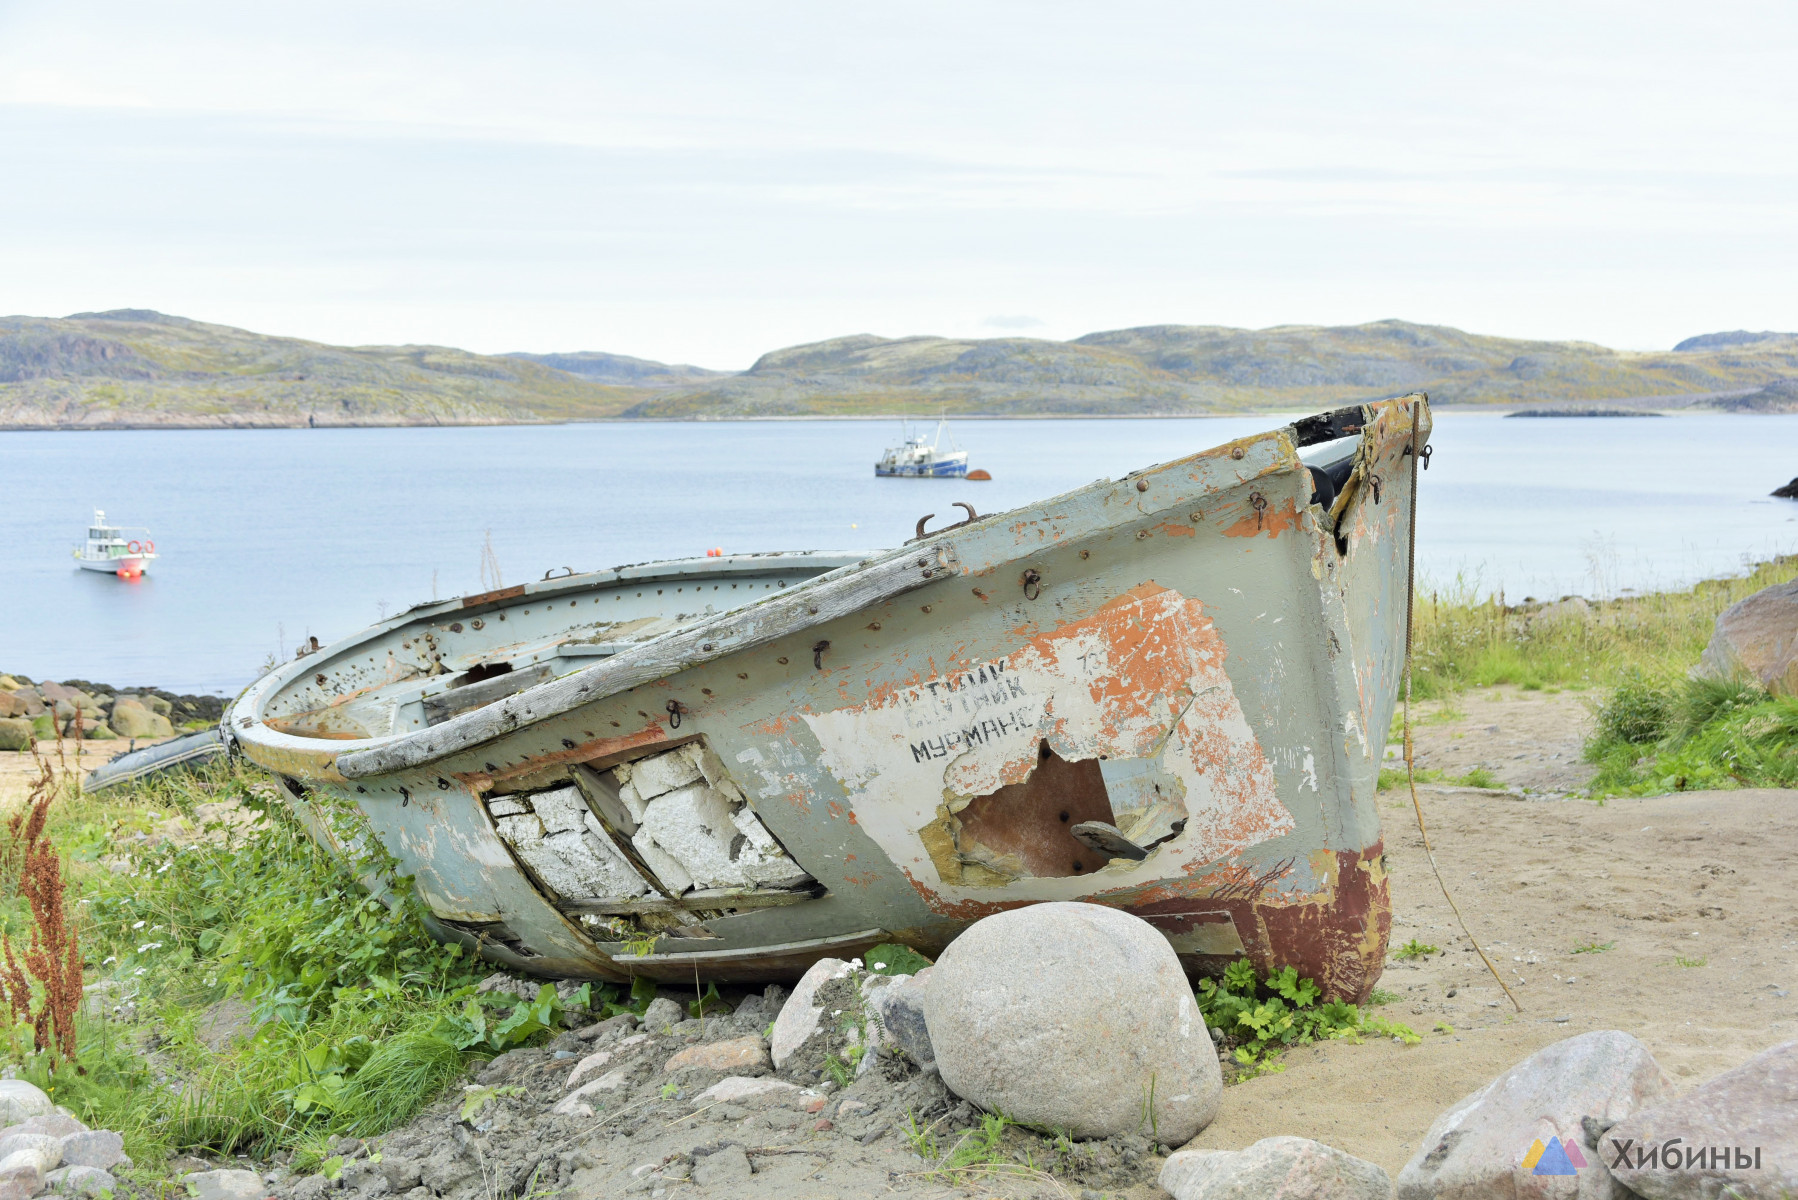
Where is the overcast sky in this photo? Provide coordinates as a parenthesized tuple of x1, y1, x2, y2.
(1, 1, 1794, 368)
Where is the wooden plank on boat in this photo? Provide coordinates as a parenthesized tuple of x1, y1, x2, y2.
(603, 928, 889, 984)
(558, 885, 823, 917)
(422, 661, 554, 726)
(336, 545, 958, 778)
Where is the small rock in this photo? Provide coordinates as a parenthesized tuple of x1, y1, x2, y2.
(1396, 1030, 1669, 1199)
(0, 1083, 52, 1126)
(184, 1168, 267, 1200)
(1603, 1038, 1797, 1199)
(58, 1130, 123, 1170)
(579, 1012, 638, 1041)
(1162, 1138, 1393, 1199)
(770, 958, 854, 1070)
(0, 1133, 61, 1169)
(0, 1148, 50, 1200)
(863, 969, 934, 1067)
(812, 1119, 832, 1133)
(3, 1117, 85, 1141)
(691, 1144, 752, 1186)
(44, 1165, 115, 1197)
(925, 902, 1222, 1142)
(551, 1070, 634, 1116)
(567, 1035, 647, 1089)
(640, 998, 684, 1030)
(376, 1159, 422, 1192)
(695, 1077, 812, 1107)
(288, 1175, 331, 1200)
(664, 1036, 770, 1074)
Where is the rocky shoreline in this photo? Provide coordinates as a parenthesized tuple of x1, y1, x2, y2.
(0, 674, 224, 751)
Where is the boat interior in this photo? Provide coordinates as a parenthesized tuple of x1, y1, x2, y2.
(258, 552, 869, 742)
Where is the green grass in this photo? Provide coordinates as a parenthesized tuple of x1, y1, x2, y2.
(1409, 558, 1798, 700)
(1571, 941, 1615, 955)
(2, 757, 645, 1173)
(1393, 939, 1439, 961)
(1584, 674, 1798, 797)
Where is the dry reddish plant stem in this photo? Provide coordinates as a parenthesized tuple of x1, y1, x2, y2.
(0, 750, 84, 1065)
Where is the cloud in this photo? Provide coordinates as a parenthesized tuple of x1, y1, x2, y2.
(983, 315, 1047, 330)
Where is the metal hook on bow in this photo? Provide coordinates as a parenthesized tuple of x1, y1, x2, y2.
(910, 502, 981, 542)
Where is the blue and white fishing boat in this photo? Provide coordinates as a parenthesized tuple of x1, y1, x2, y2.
(875, 419, 969, 477)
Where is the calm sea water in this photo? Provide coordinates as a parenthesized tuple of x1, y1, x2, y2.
(2, 414, 1794, 695)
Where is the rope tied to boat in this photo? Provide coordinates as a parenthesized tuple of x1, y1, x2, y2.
(1402, 399, 1523, 1014)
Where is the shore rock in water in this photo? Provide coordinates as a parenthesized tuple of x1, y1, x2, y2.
(1772, 476, 1798, 499)
(1162, 1138, 1393, 1199)
(1397, 1030, 1669, 1200)
(0, 1084, 52, 1127)
(1602, 1039, 1797, 1199)
(1698, 579, 1798, 696)
(0, 720, 31, 752)
(770, 957, 855, 1072)
(924, 902, 1222, 1142)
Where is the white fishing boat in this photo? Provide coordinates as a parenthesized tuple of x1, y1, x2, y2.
(73, 510, 156, 577)
(876, 418, 969, 477)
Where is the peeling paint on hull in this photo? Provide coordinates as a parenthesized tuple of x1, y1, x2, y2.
(228, 399, 1430, 1001)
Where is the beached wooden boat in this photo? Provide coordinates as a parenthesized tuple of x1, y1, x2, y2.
(228, 397, 1430, 1001)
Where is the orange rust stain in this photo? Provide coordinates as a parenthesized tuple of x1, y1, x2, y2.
(842, 870, 881, 888)
(1222, 497, 1303, 540)
(844, 853, 857, 862)
(1156, 522, 1196, 538)
(827, 800, 847, 819)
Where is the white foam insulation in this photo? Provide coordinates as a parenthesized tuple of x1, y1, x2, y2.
(602, 744, 812, 892)
(488, 784, 649, 902)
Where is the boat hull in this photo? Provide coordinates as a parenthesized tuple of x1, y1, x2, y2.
(230, 398, 1429, 1002)
(875, 460, 969, 478)
(78, 555, 151, 576)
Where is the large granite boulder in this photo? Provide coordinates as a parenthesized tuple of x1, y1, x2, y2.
(0, 694, 25, 720)
(109, 701, 174, 740)
(1397, 1030, 1670, 1199)
(924, 901, 1222, 1142)
(1698, 579, 1798, 696)
(1602, 1039, 1796, 1199)
(0, 720, 31, 752)
(1162, 1137, 1392, 1199)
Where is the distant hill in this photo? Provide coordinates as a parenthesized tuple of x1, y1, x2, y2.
(621, 321, 1798, 418)
(0, 310, 638, 428)
(503, 350, 726, 388)
(5, 311, 1797, 428)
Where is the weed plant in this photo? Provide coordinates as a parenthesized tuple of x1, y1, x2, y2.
(3, 757, 645, 1172)
(1196, 961, 1418, 1078)
(1585, 674, 1798, 796)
